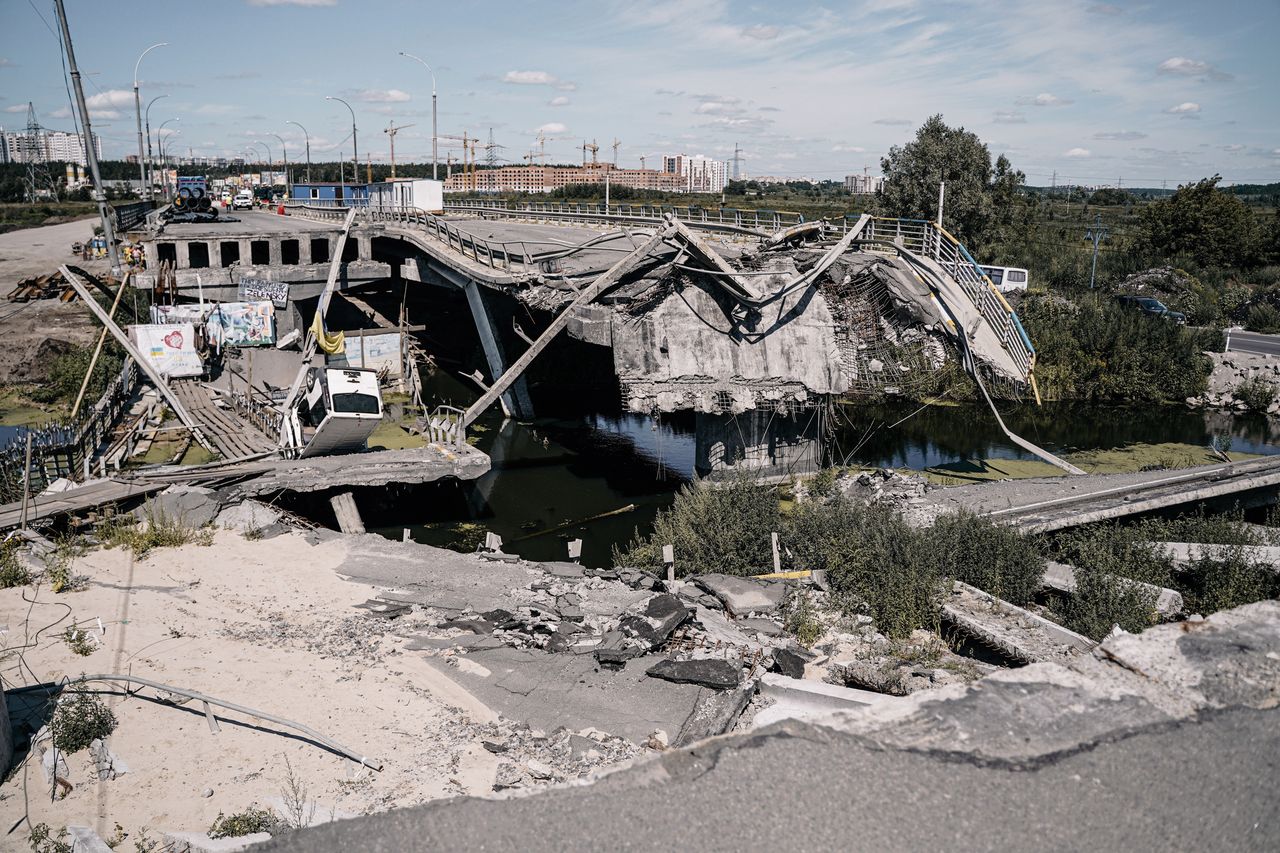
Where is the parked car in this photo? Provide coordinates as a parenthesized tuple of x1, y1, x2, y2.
(232, 191, 253, 210)
(979, 265, 1030, 293)
(1115, 294, 1186, 324)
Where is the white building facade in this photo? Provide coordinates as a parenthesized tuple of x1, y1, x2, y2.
(0, 129, 102, 166)
(663, 154, 730, 193)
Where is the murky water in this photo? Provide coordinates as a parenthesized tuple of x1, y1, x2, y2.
(370, 372, 1280, 566)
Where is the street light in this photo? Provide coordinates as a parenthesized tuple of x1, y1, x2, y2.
(398, 51, 437, 181)
(269, 132, 289, 195)
(325, 96, 357, 183)
(157, 118, 178, 199)
(144, 93, 168, 197)
(287, 120, 310, 183)
(133, 42, 166, 201)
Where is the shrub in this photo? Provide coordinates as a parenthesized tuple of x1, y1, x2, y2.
(62, 626, 95, 656)
(1055, 566, 1159, 640)
(929, 510, 1044, 605)
(1, 539, 31, 588)
(1233, 374, 1277, 412)
(1245, 301, 1280, 334)
(27, 824, 72, 853)
(780, 588, 823, 647)
(208, 807, 282, 839)
(98, 503, 214, 558)
(1178, 548, 1280, 614)
(50, 687, 117, 753)
(614, 476, 782, 577)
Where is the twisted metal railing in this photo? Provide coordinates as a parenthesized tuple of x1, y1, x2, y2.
(446, 199, 803, 233)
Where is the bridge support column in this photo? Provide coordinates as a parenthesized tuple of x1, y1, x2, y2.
(299, 238, 313, 265)
(462, 279, 534, 420)
(268, 238, 282, 267)
(238, 239, 253, 268)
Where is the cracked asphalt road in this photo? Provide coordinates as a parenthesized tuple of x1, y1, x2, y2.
(263, 707, 1279, 852)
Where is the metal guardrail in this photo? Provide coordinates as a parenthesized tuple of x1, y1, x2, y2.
(426, 405, 467, 451)
(851, 217, 1035, 377)
(446, 199, 803, 233)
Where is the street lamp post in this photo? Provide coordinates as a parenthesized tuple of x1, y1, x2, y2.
(133, 42, 166, 201)
(269, 132, 288, 196)
(254, 140, 272, 190)
(287, 120, 310, 183)
(157, 118, 178, 199)
(398, 51, 437, 180)
(144, 93, 168, 198)
(325, 96, 357, 183)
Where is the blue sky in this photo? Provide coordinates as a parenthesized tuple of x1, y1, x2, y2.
(2, 0, 1277, 186)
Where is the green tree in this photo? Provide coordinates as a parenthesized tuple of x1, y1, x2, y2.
(878, 114, 1025, 247)
(1138, 175, 1260, 268)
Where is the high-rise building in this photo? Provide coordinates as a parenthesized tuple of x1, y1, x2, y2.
(0, 128, 102, 167)
(844, 174, 884, 194)
(662, 154, 729, 193)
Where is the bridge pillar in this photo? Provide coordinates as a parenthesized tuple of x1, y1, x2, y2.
(238, 239, 253, 268)
(357, 235, 373, 261)
(267, 238, 282, 267)
(694, 409, 823, 482)
(299, 238, 313, 265)
(462, 279, 534, 420)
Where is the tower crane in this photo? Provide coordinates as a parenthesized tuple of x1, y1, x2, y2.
(581, 138, 599, 166)
(611, 138, 621, 166)
(383, 121, 416, 179)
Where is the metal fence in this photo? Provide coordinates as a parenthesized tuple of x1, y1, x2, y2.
(0, 359, 139, 503)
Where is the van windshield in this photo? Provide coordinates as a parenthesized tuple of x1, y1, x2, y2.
(330, 392, 380, 415)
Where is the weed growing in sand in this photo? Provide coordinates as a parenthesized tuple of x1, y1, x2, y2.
(27, 823, 72, 853)
(98, 503, 214, 559)
(61, 626, 95, 656)
(208, 806, 282, 839)
(50, 686, 117, 753)
(0, 539, 31, 588)
(780, 588, 824, 648)
(278, 755, 318, 830)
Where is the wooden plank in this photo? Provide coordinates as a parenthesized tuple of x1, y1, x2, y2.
(329, 491, 365, 534)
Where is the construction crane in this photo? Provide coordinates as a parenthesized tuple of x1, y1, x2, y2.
(581, 138, 599, 166)
(438, 131, 485, 191)
(383, 121, 416, 179)
(529, 131, 569, 165)
(611, 138, 621, 166)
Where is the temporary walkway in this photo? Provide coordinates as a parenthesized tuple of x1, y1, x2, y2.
(171, 380, 277, 460)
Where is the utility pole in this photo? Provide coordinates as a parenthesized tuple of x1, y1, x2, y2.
(1085, 214, 1108, 289)
(937, 181, 946, 228)
(384, 121, 415, 179)
(54, 0, 119, 276)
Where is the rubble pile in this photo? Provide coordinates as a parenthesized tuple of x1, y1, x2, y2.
(468, 720, 643, 791)
(1189, 350, 1280, 414)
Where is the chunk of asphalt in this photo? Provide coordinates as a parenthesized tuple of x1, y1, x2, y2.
(439, 618, 495, 635)
(771, 647, 809, 680)
(543, 562, 586, 579)
(674, 685, 755, 747)
(647, 658, 742, 690)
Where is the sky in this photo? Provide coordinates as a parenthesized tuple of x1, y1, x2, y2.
(1, 0, 1277, 187)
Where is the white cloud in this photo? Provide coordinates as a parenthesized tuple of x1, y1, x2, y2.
(3, 104, 27, 113)
(1273, 149, 1280, 157)
(993, 110, 1025, 124)
(742, 24, 780, 40)
(1157, 56, 1232, 81)
(354, 88, 410, 103)
(85, 89, 134, 110)
(831, 144, 866, 153)
(247, 0, 336, 6)
(548, 96, 570, 107)
(1165, 101, 1201, 115)
(1222, 144, 1245, 152)
(536, 122, 567, 135)
(1018, 92, 1072, 107)
(1094, 130, 1147, 140)
(504, 70, 555, 85)
(0, 58, 16, 68)
(1064, 147, 1091, 158)
(873, 117, 912, 126)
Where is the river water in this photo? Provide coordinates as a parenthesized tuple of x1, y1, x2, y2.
(369, 377, 1280, 567)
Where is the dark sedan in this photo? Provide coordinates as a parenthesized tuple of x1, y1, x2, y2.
(1115, 295, 1187, 324)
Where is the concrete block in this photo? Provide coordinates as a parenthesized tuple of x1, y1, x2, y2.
(66, 826, 113, 853)
(692, 573, 787, 616)
(163, 831, 274, 852)
(1043, 561, 1184, 616)
(754, 673, 889, 728)
(1151, 542, 1280, 573)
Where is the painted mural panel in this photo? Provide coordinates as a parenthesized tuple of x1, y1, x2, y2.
(129, 323, 203, 378)
(327, 332, 402, 375)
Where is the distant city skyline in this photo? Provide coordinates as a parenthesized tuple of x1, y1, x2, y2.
(1, 0, 1276, 186)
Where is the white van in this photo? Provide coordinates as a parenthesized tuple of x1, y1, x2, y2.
(289, 366, 384, 457)
(979, 265, 1030, 293)
(232, 191, 254, 210)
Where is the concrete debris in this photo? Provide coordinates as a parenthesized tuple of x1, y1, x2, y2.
(690, 573, 786, 616)
(142, 484, 225, 528)
(66, 826, 113, 853)
(594, 593, 691, 666)
(162, 830, 274, 852)
(770, 647, 811, 680)
(941, 581, 1094, 663)
(647, 658, 742, 690)
(352, 600, 412, 619)
(214, 500, 283, 535)
(753, 672, 889, 728)
(89, 737, 128, 780)
(1191, 350, 1280, 413)
(1043, 560, 1186, 615)
(673, 685, 756, 747)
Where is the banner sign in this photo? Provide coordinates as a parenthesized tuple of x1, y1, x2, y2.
(238, 278, 289, 308)
(327, 331, 401, 375)
(207, 301, 276, 347)
(152, 304, 207, 325)
(129, 323, 203, 378)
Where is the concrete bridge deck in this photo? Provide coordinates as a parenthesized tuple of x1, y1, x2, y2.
(920, 454, 1280, 532)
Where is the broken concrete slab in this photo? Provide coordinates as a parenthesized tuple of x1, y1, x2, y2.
(770, 647, 809, 680)
(674, 685, 755, 747)
(541, 561, 586, 579)
(141, 484, 223, 528)
(691, 573, 786, 616)
(753, 672, 889, 728)
(162, 830, 273, 852)
(647, 658, 741, 690)
(421, 645, 702, 743)
(214, 499, 283, 534)
(66, 826, 113, 853)
(1150, 541, 1280, 573)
